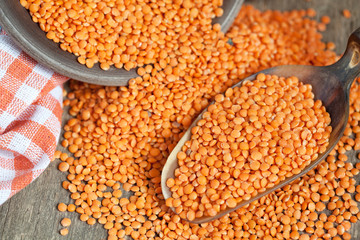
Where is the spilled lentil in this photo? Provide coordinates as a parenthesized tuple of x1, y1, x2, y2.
(343, 9, 352, 19)
(61, 218, 72, 227)
(60, 228, 69, 236)
(55, 4, 360, 240)
(166, 73, 332, 220)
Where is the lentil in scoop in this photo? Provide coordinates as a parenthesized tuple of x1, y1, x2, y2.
(166, 73, 332, 220)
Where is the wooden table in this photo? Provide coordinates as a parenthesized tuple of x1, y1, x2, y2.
(1, 0, 360, 239)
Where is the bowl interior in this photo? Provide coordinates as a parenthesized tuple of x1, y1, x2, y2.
(0, 0, 243, 86)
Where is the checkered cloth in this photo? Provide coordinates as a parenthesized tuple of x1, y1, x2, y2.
(0, 28, 68, 204)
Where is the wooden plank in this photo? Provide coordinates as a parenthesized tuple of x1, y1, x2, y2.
(0, 201, 9, 238)
(1, 0, 360, 239)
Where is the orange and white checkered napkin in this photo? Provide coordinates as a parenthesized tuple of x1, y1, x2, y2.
(0, 28, 68, 204)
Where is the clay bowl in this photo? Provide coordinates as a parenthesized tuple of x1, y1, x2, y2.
(0, 0, 243, 86)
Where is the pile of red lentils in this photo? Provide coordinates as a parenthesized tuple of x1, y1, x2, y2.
(21, 0, 224, 70)
(165, 73, 332, 220)
(52, 4, 360, 240)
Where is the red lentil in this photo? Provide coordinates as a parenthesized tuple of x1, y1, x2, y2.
(343, 9, 352, 19)
(61, 218, 72, 227)
(60, 228, 69, 236)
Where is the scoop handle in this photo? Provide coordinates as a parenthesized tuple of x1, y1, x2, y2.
(332, 27, 360, 90)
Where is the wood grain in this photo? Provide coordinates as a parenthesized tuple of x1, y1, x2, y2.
(1, 0, 360, 239)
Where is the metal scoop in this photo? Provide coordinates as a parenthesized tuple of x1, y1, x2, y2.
(161, 27, 360, 224)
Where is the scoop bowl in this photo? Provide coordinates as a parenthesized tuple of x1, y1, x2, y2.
(161, 27, 360, 224)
